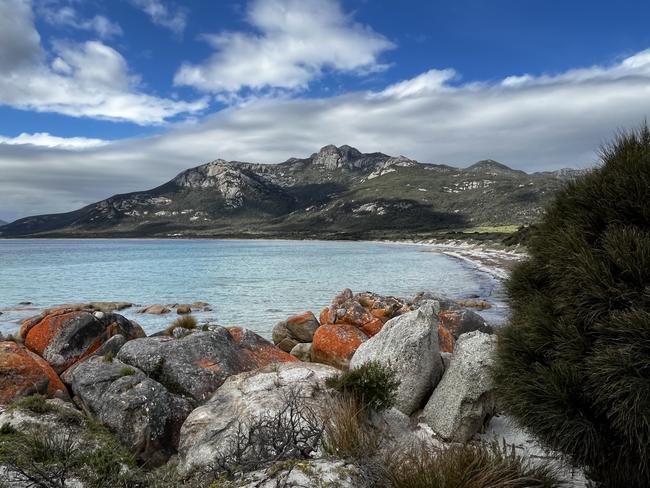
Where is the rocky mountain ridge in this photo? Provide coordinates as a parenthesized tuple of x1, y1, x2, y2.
(0, 145, 581, 239)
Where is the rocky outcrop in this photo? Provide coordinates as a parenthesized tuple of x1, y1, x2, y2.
(117, 327, 295, 404)
(18, 309, 145, 374)
(350, 303, 444, 415)
(0, 341, 69, 404)
(311, 323, 368, 370)
(423, 330, 497, 442)
(137, 304, 170, 314)
(290, 342, 312, 361)
(62, 355, 193, 464)
(177, 362, 337, 474)
(272, 311, 320, 353)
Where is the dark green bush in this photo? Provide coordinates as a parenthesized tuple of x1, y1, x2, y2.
(494, 125, 650, 487)
(326, 361, 399, 412)
(383, 441, 561, 488)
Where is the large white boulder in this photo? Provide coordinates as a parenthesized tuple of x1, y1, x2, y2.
(423, 330, 497, 442)
(177, 362, 338, 474)
(350, 302, 444, 415)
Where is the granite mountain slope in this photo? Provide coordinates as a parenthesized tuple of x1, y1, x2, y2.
(0, 145, 580, 239)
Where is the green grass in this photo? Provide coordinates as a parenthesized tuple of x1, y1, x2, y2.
(119, 367, 136, 377)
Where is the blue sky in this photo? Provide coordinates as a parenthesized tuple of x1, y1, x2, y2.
(1, 0, 650, 221)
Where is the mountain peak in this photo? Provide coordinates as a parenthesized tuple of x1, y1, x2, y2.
(466, 159, 522, 175)
(312, 144, 363, 169)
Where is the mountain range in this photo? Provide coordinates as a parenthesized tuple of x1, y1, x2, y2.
(0, 145, 584, 240)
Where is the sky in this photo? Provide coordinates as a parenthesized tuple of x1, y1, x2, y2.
(1, 0, 650, 222)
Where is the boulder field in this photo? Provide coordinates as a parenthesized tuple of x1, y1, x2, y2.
(0, 290, 503, 484)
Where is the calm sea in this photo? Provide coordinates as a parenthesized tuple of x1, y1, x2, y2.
(0, 239, 507, 338)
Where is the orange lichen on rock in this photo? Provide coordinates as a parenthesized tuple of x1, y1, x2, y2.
(22, 310, 82, 357)
(286, 311, 316, 326)
(0, 341, 69, 404)
(438, 324, 456, 353)
(319, 307, 332, 326)
(311, 323, 368, 370)
(360, 318, 384, 337)
(227, 327, 297, 368)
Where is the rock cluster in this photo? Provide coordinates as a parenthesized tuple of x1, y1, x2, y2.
(0, 305, 296, 465)
(272, 289, 492, 369)
(0, 290, 502, 486)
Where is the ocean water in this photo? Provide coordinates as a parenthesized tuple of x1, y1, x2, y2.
(0, 239, 508, 337)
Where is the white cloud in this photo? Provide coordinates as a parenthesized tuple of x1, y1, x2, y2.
(38, 2, 123, 39)
(0, 0, 207, 125)
(0, 132, 108, 149)
(174, 0, 394, 94)
(2, 47, 650, 221)
(129, 0, 187, 35)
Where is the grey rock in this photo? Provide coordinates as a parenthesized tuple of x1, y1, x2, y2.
(285, 313, 320, 342)
(177, 362, 337, 474)
(230, 459, 362, 488)
(62, 355, 193, 464)
(272, 320, 289, 345)
(117, 328, 293, 404)
(176, 304, 192, 314)
(350, 303, 444, 415)
(290, 342, 312, 361)
(440, 351, 452, 371)
(277, 336, 299, 353)
(137, 304, 170, 314)
(423, 330, 497, 442)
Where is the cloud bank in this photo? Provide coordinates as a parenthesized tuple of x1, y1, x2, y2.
(3, 47, 650, 221)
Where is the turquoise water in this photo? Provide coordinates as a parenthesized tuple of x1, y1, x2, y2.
(0, 239, 507, 337)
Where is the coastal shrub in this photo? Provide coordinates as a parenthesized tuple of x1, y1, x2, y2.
(382, 441, 561, 488)
(325, 361, 399, 412)
(321, 395, 381, 460)
(494, 125, 650, 487)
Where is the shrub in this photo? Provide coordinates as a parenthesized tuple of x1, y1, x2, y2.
(494, 125, 650, 487)
(325, 361, 399, 412)
(382, 441, 561, 488)
(103, 351, 114, 363)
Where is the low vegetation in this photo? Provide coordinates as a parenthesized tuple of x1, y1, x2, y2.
(164, 315, 198, 336)
(382, 441, 561, 488)
(325, 361, 400, 412)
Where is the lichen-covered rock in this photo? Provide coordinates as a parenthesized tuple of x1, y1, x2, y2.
(62, 355, 192, 464)
(117, 328, 294, 404)
(177, 362, 337, 474)
(311, 323, 368, 370)
(351, 303, 444, 415)
(285, 311, 320, 342)
(19, 309, 145, 374)
(227, 327, 297, 368)
(0, 341, 69, 404)
(423, 330, 498, 442)
(290, 342, 312, 361)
